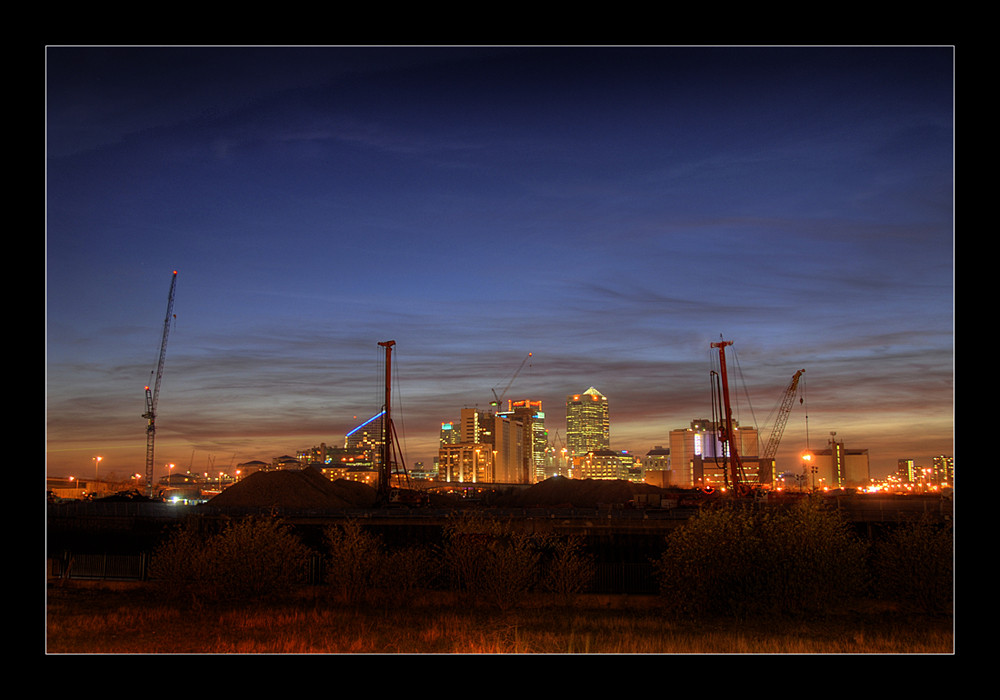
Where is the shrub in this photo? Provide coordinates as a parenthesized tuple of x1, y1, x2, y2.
(210, 517, 312, 598)
(377, 545, 439, 608)
(540, 535, 596, 603)
(149, 516, 311, 602)
(653, 498, 868, 619)
(148, 517, 215, 591)
(761, 498, 869, 615)
(870, 517, 953, 614)
(322, 520, 385, 605)
(440, 513, 546, 611)
(654, 504, 764, 618)
(476, 529, 544, 611)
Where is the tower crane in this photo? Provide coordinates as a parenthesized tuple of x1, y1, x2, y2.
(490, 352, 532, 412)
(759, 369, 805, 483)
(141, 271, 177, 497)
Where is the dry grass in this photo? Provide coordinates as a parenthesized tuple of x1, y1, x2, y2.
(45, 582, 952, 654)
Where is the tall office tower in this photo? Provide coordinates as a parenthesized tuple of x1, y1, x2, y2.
(897, 458, 917, 482)
(502, 399, 546, 483)
(492, 412, 525, 483)
(932, 455, 954, 484)
(439, 443, 494, 483)
(439, 407, 526, 484)
(566, 387, 609, 456)
(440, 421, 461, 446)
(460, 407, 495, 445)
(345, 411, 385, 456)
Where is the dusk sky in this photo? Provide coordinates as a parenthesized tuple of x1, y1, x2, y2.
(45, 46, 954, 482)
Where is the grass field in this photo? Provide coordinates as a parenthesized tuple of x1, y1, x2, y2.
(45, 582, 953, 654)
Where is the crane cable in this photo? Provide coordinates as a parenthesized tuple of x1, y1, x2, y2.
(392, 345, 408, 468)
(802, 371, 810, 451)
(729, 343, 759, 431)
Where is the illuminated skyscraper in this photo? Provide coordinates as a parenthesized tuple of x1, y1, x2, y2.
(460, 407, 495, 444)
(438, 407, 526, 483)
(566, 387, 609, 456)
(345, 411, 384, 455)
(897, 458, 917, 482)
(932, 455, 954, 484)
(501, 399, 546, 483)
(440, 421, 460, 446)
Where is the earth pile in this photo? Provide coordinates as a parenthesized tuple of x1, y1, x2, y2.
(495, 476, 669, 509)
(207, 466, 377, 509)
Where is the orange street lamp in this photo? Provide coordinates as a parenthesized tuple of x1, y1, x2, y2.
(802, 452, 817, 490)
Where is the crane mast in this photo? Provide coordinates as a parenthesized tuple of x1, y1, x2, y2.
(142, 271, 177, 497)
(377, 340, 414, 505)
(710, 339, 752, 498)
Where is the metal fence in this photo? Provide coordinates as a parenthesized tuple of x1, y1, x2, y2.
(48, 552, 657, 595)
(591, 563, 657, 594)
(49, 553, 150, 582)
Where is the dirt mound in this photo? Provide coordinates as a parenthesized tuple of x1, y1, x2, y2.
(208, 466, 376, 509)
(497, 476, 666, 509)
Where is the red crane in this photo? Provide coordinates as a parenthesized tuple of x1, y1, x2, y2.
(710, 339, 753, 498)
(376, 340, 423, 506)
(142, 271, 177, 497)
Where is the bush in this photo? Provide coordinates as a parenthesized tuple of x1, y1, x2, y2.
(440, 513, 547, 611)
(540, 535, 596, 603)
(379, 545, 439, 601)
(148, 517, 215, 590)
(210, 517, 312, 598)
(322, 520, 385, 605)
(149, 516, 311, 602)
(761, 498, 869, 614)
(653, 498, 868, 619)
(870, 518, 953, 614)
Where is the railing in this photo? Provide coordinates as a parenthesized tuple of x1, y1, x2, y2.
(47, 552, 657, 594)
(592, 563, 657, 595)
(49, 553, 150, 581)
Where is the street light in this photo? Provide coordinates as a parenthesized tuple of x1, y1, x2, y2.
(93, 456, 102, 489)
(802, 452, 814, 491)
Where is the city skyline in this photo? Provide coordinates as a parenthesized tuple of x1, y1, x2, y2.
(45, 46, 954, 482)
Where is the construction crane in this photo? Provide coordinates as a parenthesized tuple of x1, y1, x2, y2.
(710, 338, 753, 498)
(141, 271, 177, 497)
(759, 369, 805, 483)
(490, 352, 532, 412)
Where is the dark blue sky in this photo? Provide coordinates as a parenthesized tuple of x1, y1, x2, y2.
(45, 46, 954, 481)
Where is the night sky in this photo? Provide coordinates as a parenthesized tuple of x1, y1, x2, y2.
(45, 46, 954, 482)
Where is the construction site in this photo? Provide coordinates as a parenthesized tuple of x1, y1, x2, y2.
(47, 271, 953, 593)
